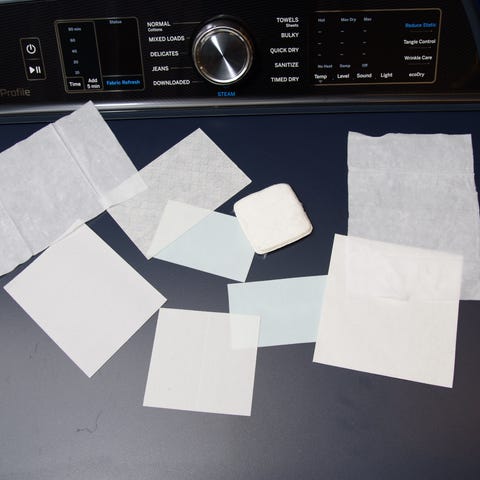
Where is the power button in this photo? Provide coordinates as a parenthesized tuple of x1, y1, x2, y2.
(25, 43, 37, 56)
(20, 37, 46, 80)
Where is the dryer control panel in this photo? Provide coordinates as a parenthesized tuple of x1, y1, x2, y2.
(0, 0, 479, 116)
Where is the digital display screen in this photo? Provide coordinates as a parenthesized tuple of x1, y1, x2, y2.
(55, 17, 144, 93)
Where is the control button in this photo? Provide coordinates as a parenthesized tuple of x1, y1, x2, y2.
(20, 38, 42, 58)
(66, 77, 85, 91)
(355, 72, 374, 80)
(104, 76, 144, 90)
(28, 65, 40, 74)
(85, 76, 103, 90)
(25, 43, 37, 55)
(25, 62, 44, 78)
(20, 37, 46, 80)
(192, 18, 253, 85)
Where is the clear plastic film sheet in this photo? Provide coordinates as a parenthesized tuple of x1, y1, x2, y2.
(228, 276, 327, 347)
(154, 201, 255, 282)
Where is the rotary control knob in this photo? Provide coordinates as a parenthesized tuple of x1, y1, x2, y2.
(192, 19, 254, 85)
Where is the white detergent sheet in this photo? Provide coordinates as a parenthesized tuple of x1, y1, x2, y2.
(143, 308, 260, 416)
(153, 201, 254, 281)
(0, 102, 145, 276)
(108, 128, 251, 258)
(53, 101, 146, 206)
(313, 235, 463, 388)
(348, 170, 479, 216)
(4, 225, 166, 377)
(0, 124, 104, 255)
(228, 276, 327, 346)
(347, 132, 480, 300)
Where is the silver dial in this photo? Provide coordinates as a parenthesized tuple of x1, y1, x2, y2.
(192, 19, 253, 85)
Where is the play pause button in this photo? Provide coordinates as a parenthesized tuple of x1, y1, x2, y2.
(20, 37, 46, 80)
(29, 65, 42, 75)
(25, 61, 45, 80)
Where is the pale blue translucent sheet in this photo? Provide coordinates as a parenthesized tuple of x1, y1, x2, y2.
(228, 275, 327, 347)
(153, 202, 255, 282)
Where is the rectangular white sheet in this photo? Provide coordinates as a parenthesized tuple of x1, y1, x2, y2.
(0, 102, 145, 276)
(347, 131, 480, 300)
(143, 308, 260, 416)
(153, 201, 254, 281)
(228, 276, 327, 347)
(108, 128, 251, 258)
(4, 225, 166, 377)
(313, 234, 462, 388)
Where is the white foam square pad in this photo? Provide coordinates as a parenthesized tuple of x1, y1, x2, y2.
(233, 183, 313, 254)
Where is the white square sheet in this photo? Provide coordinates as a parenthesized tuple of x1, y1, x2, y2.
(313, 234, 462, 388)
(4, 225, 166, 377)
(153, 201, 254, 281)
(108, 128, 251, 257)
(143, 308, 260, 416)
